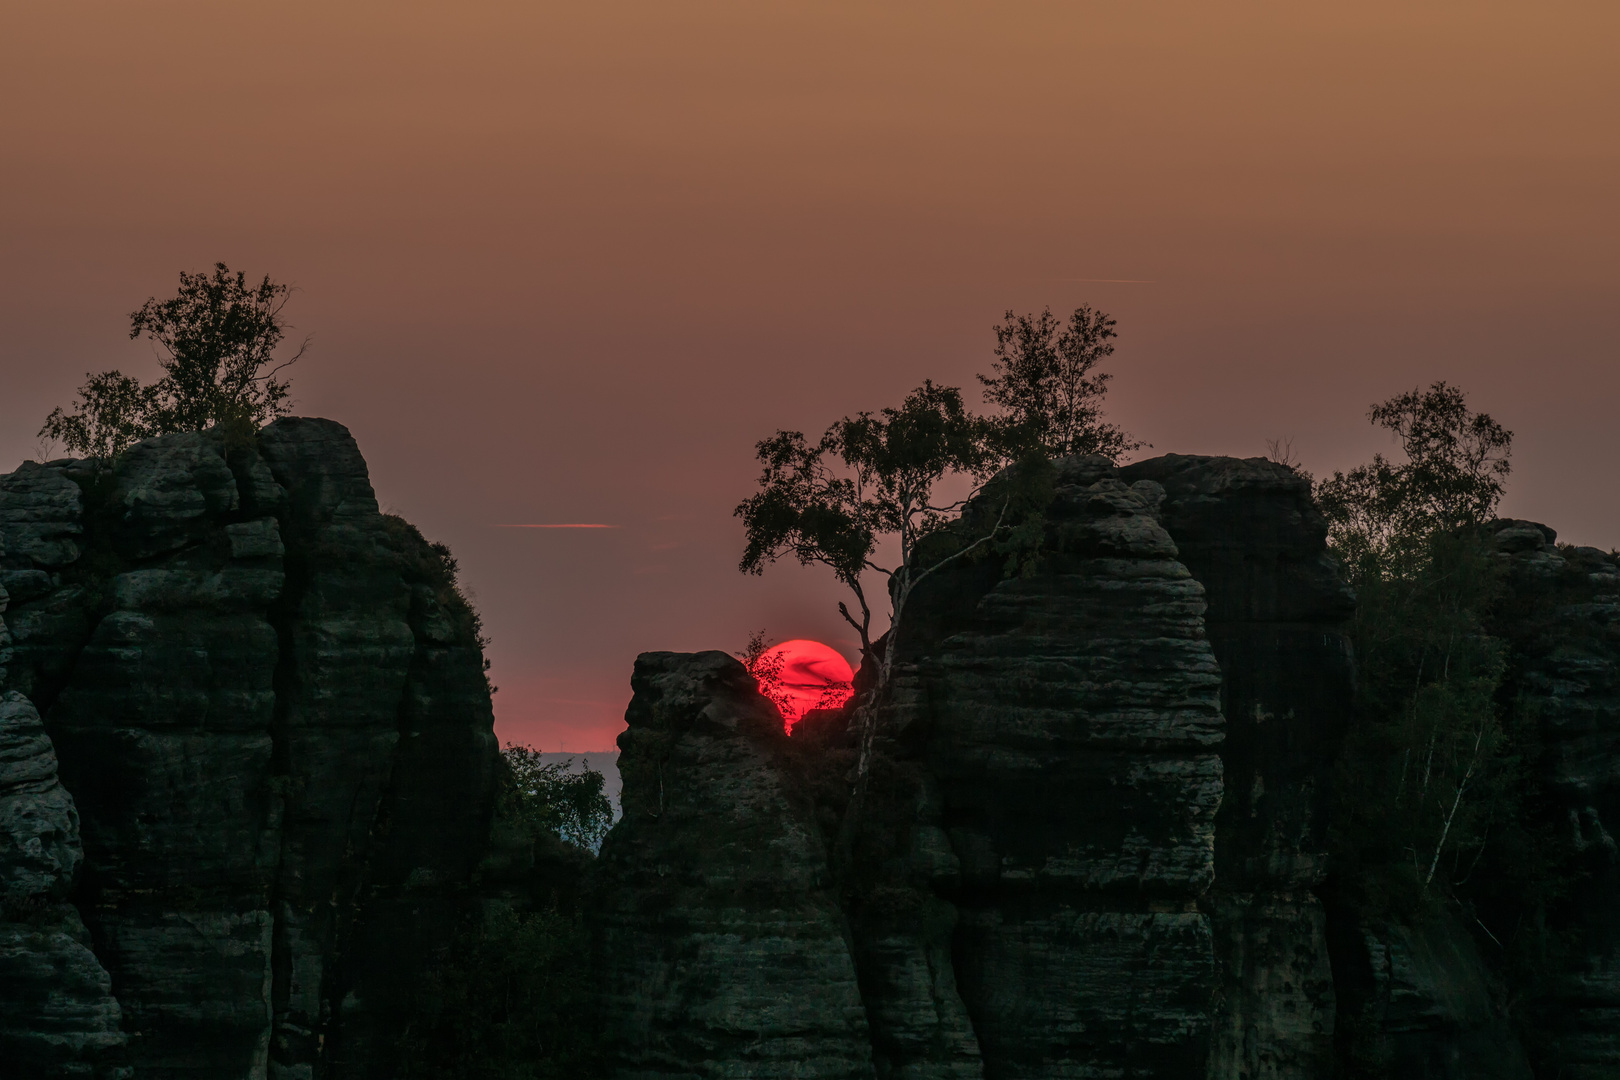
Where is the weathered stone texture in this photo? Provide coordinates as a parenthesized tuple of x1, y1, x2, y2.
(1121, 454, 1354, 1079)
(0, 420, 498, 1080)
(1488, 522, 1620, 1078)
(0, 691, 128, 1077)
(593, 651, 875, 1079)
(887, 457, 1224, 1078)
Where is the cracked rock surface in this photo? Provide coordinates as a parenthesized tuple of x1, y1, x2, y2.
(0, 420, 498, 1079)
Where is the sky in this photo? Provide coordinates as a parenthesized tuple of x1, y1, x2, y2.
(2, 2, 1616, 751)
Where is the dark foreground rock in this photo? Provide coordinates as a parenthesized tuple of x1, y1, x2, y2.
(593, 651, 874, 1079)
(595, 454, 1620, 1080)
(0, 421, 498, 1079)
(594, 455, 1353, 1079)
(0, 692, 128, 1078)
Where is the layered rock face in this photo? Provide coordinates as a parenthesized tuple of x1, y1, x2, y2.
(1487, 522, 1620, 1077)
(0, 692, 128, 1078)
(882, 456, 1227, 1078)
(597, 454, 1357, 1079)
(0, 421, 497, 1079)
(593, 651, 874, 1079)
(1120, 455, 1355, 1079)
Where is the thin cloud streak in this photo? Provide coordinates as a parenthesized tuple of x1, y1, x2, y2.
(493, 523, 620, 529)
(1060, 278, 1156, 283)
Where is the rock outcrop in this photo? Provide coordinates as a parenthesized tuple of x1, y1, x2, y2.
(0, 420, 498, 1079)
(0, 691, 128, 1078)
(1120, 455, 1355, 1079)
(1487, 522, 1620, 1078)
(879, 456, 1227, 1078)
(593, 651, 874, 1079)
(597, 455, 1359, 1078)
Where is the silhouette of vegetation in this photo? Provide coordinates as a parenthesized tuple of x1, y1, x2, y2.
(736, 306, 1134, 773)
(735, 630, 853, 730)
(737, 629, 793, 719)
(397, 748, 613, 1078)
(500, 746, 613, 852)
(1322, 383, 1518, 908)
(1317, 381, 1512, 580)
(979, 305, 1142, 460)
(41, 263, 307, 462)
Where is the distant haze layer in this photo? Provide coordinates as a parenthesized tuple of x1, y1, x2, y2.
(2, 2, 1616, 750)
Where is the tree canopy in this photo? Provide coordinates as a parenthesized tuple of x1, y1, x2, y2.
(736, 380, 1002, 660)
(1320, 381, 1526, 918)
(736, 307, 1135, 768)
(1316, 380, 1512, 578)
(41, 263, 307, 461)
(499, 746, 614, 852)
(978, 305, 1141, 460)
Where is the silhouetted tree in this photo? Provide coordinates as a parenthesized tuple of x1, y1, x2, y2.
(1316, 380, 1512, 578)
(41, 263, 307, 461)
(500, 746, 613, 851)
(1320, 382, 1520, 907)
(37, 371, 161, 463)
(978, 305, 1141, 460)
(737, 381, 1017, 772)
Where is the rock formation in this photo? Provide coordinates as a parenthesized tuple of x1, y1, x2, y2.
(0, 420, 498, 1079)
(1120, 454, 1355, 1079)
(0, 691, 129, 1078)
(7, 427, 1616, 1080)
(593, 651, 874, 1079)
(599, 454, 1620, 1079)
(596, 454, 1353, 1078)
(1483, 522, 1619, 1078)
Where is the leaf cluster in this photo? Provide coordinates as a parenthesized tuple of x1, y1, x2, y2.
(40, 263, 306, 462)
(498, 746, 614, 852)
(978, 306, 1142, 461)
(737, 381, 995, 583)
(1317, 381, 1511, 581)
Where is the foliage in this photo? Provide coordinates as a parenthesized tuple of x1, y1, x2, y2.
(736, 380, 1000, 660)
(1316, 381, 1511, 578)
(1321, 382, 1521, 913)
(395, 747, 611, 1077)
(978, 306, 1141, 460)
(736, 630, 852, 728)
(36, 371, 162, 463)
(499, 746, 614, 851)
(737, 629, 793, 718)
(736, 381, 1016, 767)
(41, 263, 306, 461)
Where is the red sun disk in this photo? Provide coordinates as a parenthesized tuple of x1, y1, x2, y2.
(754, 639, 855, 733)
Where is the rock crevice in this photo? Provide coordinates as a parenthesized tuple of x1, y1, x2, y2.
(0, 420, 499, 1080)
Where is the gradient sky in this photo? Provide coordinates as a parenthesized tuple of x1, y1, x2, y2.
(3, 2, 1616, 751)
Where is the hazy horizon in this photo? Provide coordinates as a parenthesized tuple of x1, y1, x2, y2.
(4, 2, 1616, 750)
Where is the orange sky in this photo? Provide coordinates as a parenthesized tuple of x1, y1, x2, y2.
(3, 2, 1617, 750)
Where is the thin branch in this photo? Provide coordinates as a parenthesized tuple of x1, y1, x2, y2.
(1425, 723, 1485, 890)
(909, 497, 1011, 591)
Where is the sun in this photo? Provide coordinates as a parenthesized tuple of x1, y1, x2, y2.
(754, 639, 855, 733)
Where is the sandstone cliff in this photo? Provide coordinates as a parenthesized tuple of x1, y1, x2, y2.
(0, 420, 498, 1079)
(594, 454, 1620, 1080)
(596, 454, 1348, 1078)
